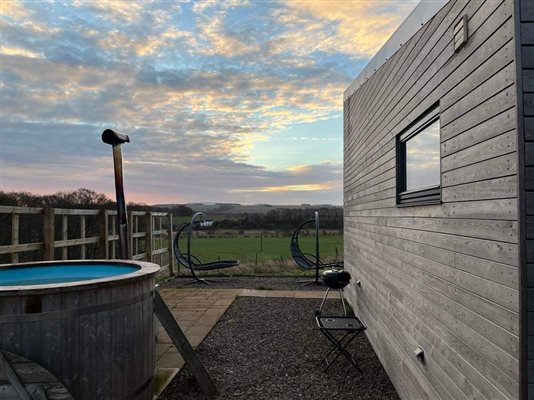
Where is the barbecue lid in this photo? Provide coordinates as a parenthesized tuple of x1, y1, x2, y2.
(321, 269, 351, 289)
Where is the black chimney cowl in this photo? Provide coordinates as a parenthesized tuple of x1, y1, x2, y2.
(102, 129, 130, 146)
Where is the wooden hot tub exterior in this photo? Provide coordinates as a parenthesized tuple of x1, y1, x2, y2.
(0, 260, 160, 400)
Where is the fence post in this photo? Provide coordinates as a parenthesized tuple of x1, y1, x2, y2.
(127, 211, 134, 260)
(42, 208, 55, 261)
(61, 215, 68, 260)
(134, 215, 139, 256)
(80, 215, 86, 259)
(110, 214, 116, 259)
(99, 209, 109, 259)
(11, 212, 19, 264)
(168, 213, 175, 276)
(146, 212, 153, 263)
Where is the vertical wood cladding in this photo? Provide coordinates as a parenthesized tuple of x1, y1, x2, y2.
(0, 278, 156, 400)
(519, 0, 534, 398)
(343, 1, 520, 399)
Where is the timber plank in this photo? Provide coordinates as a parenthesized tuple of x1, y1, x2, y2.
(522, 23, 534, 44)
(352, 214, 517, 243)
(347, 0, 474, 152)
(79, 289, 97, 398)
(348, 231, 519, 328)
(442, 108, 515, 156)
(440, 63, 514, 126)
(347, 10, 444, 147)
(527, 167, 534, 190)
(347, 1, 511, 166)
(526, 93, 534, 116)
(440, 38, 515, 112)
(525, 143, 534, 167)
(441, 85, 516, 141)
(525, 117, 534, 140)
(95, 287, 112, 400)
(522, 0, 534, 21)
(525, 69, 534, 92)
(41, 293, 62, 381)
(523, 46, 534, 68)
(526, 192, 534, 214)
(343, 2, 520, 400)
(442, 153, 516, 187)
(348, 12, 514, 175)
(111, 286, 126, 399)
(346, 0, 467, 157)
(442, 129, 515, 172)
(442, 175, 517, 202)
(351, 243, 518, 399)
(60, 291, 79, 396)
(345, 198, 517, 221)
(455, 252, 518, 291)
(356, 299, 431, 400)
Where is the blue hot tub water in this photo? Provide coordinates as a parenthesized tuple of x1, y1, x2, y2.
(0, 263, 139, 286)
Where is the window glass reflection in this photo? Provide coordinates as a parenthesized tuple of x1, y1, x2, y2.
(405, 120, 440, 191)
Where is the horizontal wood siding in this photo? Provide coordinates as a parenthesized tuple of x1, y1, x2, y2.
(344, 1, 520, 399)
(519, 0, 534, 398)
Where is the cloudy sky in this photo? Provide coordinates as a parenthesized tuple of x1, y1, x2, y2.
(1, 0, 418, 205)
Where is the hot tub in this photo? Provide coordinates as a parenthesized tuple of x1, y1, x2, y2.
(0, 260, 160, 400)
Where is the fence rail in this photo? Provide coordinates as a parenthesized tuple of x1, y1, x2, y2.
(0, 205, 175, 276)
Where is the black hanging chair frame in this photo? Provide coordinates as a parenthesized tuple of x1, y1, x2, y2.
(290, 211, 343, 285)
(173, 212, 240, 285)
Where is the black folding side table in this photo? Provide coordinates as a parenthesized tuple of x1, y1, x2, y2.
(316, 315, 367, 372)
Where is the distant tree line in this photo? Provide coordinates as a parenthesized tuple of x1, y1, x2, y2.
(213, 207, 343, 231)
(0, 188, 194, 216)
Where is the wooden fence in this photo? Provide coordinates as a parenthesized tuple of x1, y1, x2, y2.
(0, 206, 175, 276)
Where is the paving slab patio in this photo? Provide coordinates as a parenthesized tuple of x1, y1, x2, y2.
(154, 287, 339, 397)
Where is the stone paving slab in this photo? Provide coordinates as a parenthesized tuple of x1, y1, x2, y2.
(238, 289, 268, 297)
(154, 287, 339, 397)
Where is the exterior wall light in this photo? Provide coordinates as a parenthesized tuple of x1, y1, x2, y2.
(454, 15, 468, 52)
(414, 347, 425, 362)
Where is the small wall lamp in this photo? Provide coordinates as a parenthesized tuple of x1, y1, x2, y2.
(414, 347, 425, 362)
(454, 15, 468, 52)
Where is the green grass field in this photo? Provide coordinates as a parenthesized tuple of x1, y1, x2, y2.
(174, 234, 343, 276)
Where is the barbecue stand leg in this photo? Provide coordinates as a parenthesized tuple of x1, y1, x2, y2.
(323, 331, 351, 360)
(317, 288, 331, 315)
(340, 291, 348, 316)
(317, 289, 348, 316)
(325, 337, 361, 373)
(319, 329, 363, 373)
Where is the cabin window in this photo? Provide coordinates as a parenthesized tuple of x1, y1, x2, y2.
(396, 106, 441, 206)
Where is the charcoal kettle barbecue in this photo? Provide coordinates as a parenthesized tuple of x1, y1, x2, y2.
(317, 268, 351, 316)
(321, 269, 351, 289)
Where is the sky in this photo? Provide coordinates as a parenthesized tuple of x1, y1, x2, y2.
(0, 0, 418, 205)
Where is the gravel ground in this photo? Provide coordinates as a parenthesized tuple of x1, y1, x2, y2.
(160, 297, 399, 400)
(163, 276, 326, 291)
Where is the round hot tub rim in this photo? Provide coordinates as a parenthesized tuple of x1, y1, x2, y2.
(0, 259, 159, 400)
(0, 259, 160, 295)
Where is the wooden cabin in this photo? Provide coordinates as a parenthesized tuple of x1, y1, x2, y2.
(343, 0, 533, 399)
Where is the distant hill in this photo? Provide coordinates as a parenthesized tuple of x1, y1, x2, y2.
(154, 203, 341, 215)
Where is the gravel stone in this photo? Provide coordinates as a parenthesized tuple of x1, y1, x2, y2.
(163, 276, 328, 291)
(160, 297, 399, 400)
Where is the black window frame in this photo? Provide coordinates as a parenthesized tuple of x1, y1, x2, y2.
(396, 105, 441, 207)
